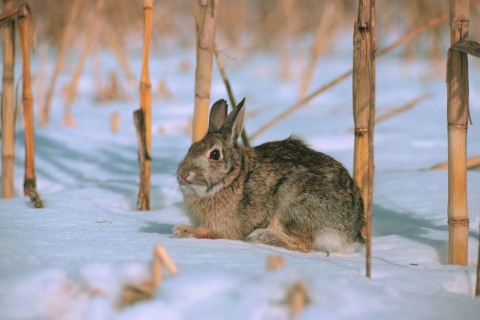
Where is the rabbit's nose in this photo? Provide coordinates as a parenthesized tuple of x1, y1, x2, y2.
(179, 172, 194, 185)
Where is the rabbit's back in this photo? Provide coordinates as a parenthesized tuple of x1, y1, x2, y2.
(248, 137, 364, 251)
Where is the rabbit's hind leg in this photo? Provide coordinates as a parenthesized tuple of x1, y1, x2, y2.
(246, 228, 313, 253)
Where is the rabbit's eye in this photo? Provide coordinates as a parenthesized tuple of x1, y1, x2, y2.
(209, 149, 221, 160)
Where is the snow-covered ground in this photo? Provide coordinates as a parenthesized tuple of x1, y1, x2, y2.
(1, 44, 480, 319)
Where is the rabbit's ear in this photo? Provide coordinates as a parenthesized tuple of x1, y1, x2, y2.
(208, 99, 228, 133)
(222, 98, 245, 145)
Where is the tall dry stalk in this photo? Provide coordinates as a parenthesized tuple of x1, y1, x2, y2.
(446, 0, 470, 266)
(134, 0, 153, 211)
(352, 0, 375, 278)
(192, 0, 218, 143)
(1, 0, 15, 198)
(369, 0, 376, 277)
(40, 0, 81, 127)
(133, 109, 150, 210)
(18, 4, 43, 208)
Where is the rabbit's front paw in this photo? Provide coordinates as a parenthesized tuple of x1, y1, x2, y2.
(173, 225, 195, 238)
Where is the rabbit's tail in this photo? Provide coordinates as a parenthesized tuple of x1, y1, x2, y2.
(314, 230, 364, 254)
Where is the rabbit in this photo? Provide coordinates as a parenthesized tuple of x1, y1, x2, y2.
(173, 98, 365, 254)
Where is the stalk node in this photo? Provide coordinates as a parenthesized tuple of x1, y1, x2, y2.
(354, 128, 369, 137)
(448, 217, 469, 227)
(447, 123, 468, 131)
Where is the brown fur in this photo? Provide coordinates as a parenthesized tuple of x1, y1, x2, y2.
(173, 99, 364, 253)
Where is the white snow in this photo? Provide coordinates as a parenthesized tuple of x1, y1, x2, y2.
(1, 45, 480, 320)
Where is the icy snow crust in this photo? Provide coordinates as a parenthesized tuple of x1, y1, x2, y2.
(1, 50, 480, 319)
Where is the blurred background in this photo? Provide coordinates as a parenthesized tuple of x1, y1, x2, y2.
(22, 0, 479, 57)
(3, 0, 480, 134)
(23, 0, 479, 56)
(14, 0, 480, 61)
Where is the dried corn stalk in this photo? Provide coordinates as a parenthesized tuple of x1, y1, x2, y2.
(266, 255, 285, 271)
(121, 245, 178, 306)
(285, 282, 310, 319)
(18, 4, 43, 208)
(1, 0, 15, 198)
(192, 0, 218, 142)
(135, 0, 154, 211)
(446, 0, 470, 266)
(352, 0, 375, 277)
